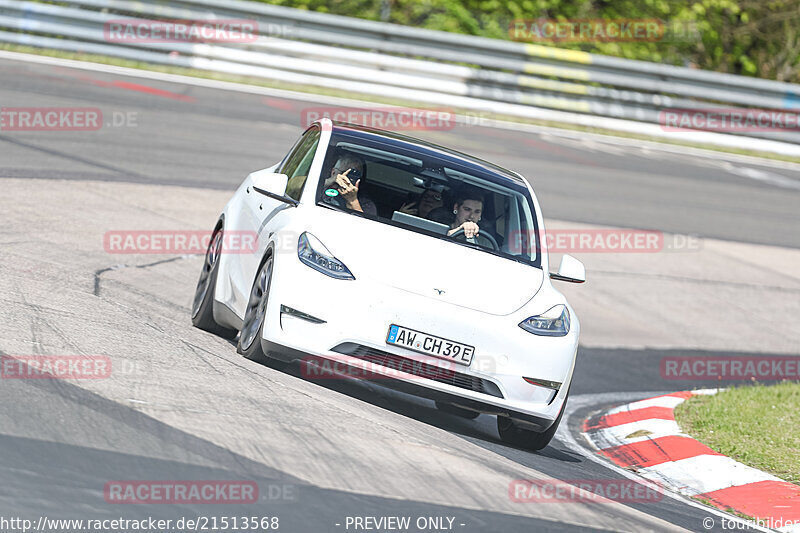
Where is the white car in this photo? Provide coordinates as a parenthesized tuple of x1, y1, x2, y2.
(192, 119, 585, 450)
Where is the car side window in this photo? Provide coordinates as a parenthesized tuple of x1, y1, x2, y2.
(282, 127, 321, 201)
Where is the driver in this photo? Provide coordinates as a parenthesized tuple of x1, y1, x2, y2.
(447, 188, 483, 239)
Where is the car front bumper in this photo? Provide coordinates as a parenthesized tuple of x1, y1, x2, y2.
(261, 249, 579, 429)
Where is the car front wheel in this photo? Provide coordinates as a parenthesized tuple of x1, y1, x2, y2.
(191, 226, 236, 339)
(237, 255, 274, 362)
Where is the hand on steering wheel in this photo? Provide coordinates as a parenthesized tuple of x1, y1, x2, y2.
(452, 221, 480, 239)
(449, 226, 499, 251)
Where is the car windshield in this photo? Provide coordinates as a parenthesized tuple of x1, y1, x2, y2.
(316, 130, 541, 268)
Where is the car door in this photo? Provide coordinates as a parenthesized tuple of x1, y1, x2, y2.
(237, 126, 322, 297)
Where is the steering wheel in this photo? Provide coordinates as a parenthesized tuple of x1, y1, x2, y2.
(449, 227, 499, 251)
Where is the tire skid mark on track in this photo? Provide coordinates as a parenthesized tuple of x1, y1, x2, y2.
(180, 339, 245, 377)
(93, 255, 188, 296)
(12, 278, 87, 357)
(99, 278, 191, 315)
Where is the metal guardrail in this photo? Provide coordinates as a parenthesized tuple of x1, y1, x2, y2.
(2, 0, 800, 150)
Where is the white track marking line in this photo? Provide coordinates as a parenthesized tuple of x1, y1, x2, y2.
(720, 162, 800, 191)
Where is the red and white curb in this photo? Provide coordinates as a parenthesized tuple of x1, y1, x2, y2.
(582, 390, 800, 532)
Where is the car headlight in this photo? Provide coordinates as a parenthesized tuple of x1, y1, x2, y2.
(519, 305, 570, 337)
(297, 232, 355, 280)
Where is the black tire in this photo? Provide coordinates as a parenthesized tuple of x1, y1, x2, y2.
(497, 388, 569, 451)
(236, 255, 274, 363)
(435, 401, 480, 419)
(191, 226, 237, 339)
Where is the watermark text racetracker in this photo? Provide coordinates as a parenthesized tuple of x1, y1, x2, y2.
(508, 229, 702, 254)
(302, 107, 456, 131)
(660, 108, 800, 132)
(104, 230, 258, 254)
(301, 354, 496, 381)
(661, 356, 800, 381)
(509, 19, 699, 43)
(103, 19, 290, 43)
(509, 479, 663, 503)
(0, 108, 138, 131)
(2, 355, 110, 379)
(1, 355, 149, 379)
(104, 481, 262, 504)
(103, 480, 294, 507)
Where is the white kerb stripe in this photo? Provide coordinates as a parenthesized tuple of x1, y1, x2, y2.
(606, 395, 687, 415)
(639, 455, 780, 496)
(691, 388, 723, 396)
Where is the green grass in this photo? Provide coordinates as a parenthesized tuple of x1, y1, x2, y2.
(675, 382, 800, 485)
(4, 42, 800, 165)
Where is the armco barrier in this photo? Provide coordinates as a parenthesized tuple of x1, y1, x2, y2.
(2, 0, 800, 154)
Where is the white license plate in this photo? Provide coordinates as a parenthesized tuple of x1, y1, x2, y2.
(386, 325, 475, 366)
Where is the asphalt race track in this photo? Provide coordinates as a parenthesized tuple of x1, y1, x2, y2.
(2, 53, 799, 532)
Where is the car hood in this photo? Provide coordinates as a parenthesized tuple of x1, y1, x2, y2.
(306, 208, 543, 315)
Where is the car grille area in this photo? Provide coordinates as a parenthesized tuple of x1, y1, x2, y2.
(331, 343, 504, 398)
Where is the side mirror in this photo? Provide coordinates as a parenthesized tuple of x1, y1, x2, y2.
(551, 254, 585, 283)
(248, 170, 298, 206)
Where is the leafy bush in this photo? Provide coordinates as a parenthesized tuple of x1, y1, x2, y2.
(262, 0, 800, 82)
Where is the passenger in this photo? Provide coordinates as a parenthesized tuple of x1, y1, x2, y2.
(397, 188, 444, 219)
(446, 188, 484, 239)
(322, 155, 377, 216)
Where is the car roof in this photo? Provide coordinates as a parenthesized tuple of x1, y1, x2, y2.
(326, 121, 528, 187)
